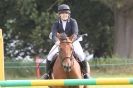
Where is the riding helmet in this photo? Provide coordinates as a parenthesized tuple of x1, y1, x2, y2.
(58, 4, 71, 14)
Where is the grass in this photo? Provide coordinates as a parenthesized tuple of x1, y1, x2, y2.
(88, 57, 133, 78)
(90, 65, 133, 78)
(5, 57, 133, 79)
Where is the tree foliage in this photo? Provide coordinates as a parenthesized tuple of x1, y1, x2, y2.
(1, 0, 57, 58)
(0, 0, 114, 59)
(70, 0, 114, 57)
(99, 0, 133, 58)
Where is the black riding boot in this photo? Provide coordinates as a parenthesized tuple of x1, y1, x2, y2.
(43, 60, 51, 79)
(80, 61, 89, 79)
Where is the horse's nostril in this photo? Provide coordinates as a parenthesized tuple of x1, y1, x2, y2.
(69, 66, 71, 69)
(67, 66, 71, 72)
(63, 65, 72, 72)
(63, 65, 67, 68)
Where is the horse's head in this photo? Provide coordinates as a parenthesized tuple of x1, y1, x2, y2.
(57, 33, 74, 72)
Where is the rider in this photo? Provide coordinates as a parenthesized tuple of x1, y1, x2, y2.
(44, 4, 90, 79)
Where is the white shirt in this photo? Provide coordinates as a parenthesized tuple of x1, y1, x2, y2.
(62, 20, 67, 31)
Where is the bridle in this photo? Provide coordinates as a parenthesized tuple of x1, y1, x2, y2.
(59, 41, 74, 72)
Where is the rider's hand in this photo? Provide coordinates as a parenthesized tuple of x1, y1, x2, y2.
(73, 34, 77, 41)
(55, 41, 60, 45)
(70, 34, 77, 42)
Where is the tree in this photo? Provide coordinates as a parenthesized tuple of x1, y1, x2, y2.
(99, 0, 133, 58)
(69, 0, 114, 57)
(1, 0, 114, 59)
(1, 0, 59, 59)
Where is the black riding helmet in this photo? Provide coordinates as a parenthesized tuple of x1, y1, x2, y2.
(58, 4, 71, 14)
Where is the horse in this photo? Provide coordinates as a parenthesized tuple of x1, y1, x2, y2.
(51, 34, 84, 88)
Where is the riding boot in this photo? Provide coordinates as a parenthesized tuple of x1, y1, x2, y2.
(80, 61, 90, 79)
(43, 60, 51, 79)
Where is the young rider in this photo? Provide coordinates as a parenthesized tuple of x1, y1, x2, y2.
(44, 4, 90, 79)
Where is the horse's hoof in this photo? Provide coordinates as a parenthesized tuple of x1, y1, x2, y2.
(83, 74, 89, 79)
(41, 74, 49, 79)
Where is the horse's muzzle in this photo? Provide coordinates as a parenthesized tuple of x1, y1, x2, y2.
(61, 57, 73, 72)
(63, 65, 72, 72)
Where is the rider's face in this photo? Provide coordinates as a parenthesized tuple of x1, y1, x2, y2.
(59, 12, 69, 21)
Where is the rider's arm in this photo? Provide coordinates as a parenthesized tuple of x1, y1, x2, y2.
(71, 19, 79, 41)
(51, 22, 59, 43)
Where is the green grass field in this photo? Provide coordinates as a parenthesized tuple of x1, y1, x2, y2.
(3, 58, 133, 88)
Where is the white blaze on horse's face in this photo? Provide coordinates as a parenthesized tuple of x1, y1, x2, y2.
(60, 42, 72, 58)
(59, 39, 73, 72)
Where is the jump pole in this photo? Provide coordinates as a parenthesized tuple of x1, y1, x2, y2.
(0, 78, 133, 87)
(0, 29, 5, 80)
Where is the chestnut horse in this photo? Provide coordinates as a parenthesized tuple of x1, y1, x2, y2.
(51, 35, 84, 88)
